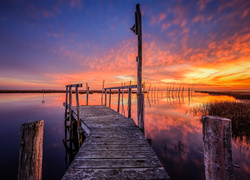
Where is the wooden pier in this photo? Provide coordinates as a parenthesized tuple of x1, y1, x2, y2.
(62, 105, 169, 179)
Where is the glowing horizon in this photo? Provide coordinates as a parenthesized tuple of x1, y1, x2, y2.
(0, 0, 249, 91)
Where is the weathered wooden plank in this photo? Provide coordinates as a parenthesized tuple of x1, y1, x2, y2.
(83, 138, 148, 145)
(67, 158, 163, 169)
(80, 120, 91, 135)
(62, 167, 169, 180)
(75, 150, 156, 159)
(79, 144, 153, 151)
(89, 130, 144, 137)
(104, 84, 137, 90)
(89, 132, 145, 139)
(65, 83, 82, 88)
(63, 105, 169, 179)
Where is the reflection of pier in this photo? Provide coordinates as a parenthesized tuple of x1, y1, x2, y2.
(42, 89, 45, 103)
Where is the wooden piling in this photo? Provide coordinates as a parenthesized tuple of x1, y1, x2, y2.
(104, 89, 107, 106)
(68, 86, 73, 149)
(75, 86, 81, 146)
(69, 86, 72, 128)
(18, 120, 44, 180)
(86, 83, 89, 106)
(135, 4, 144, 130)
(109, 89, 111, 108)
(101, 80, 105, 105)
(128, 88, 131, 118)
(138, 93, 144, 133)
(122, 83, 125, 102)
(65, 86, 68, 118)
(117, 89, 120, 112)
(202, 116, 234, 180)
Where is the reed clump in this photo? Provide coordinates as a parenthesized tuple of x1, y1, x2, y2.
(190, 101, 250, 144)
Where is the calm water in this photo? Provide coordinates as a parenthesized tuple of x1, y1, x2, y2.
(0, 92, 249, 179)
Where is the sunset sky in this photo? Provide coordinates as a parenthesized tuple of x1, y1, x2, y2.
(0, 0, 249, 90)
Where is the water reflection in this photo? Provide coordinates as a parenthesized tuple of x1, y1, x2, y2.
(42, 89, 45, 104)
(141, 92, 249, 180)
(147, 90, 192, 107)
(0, 92, 248, 180)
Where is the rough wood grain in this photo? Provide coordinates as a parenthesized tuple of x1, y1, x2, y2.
(202, 116, 234, 180)
(18, 120, 44, 180)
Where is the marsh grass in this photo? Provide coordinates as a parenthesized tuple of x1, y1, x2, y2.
(190, 101, 250, 145)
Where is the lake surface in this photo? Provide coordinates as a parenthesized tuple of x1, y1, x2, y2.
(0, 91, 249, 179)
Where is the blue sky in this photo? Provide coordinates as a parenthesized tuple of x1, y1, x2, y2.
(0, 0, 249, 90)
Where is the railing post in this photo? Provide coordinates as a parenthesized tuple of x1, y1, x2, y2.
(101, 80, 105, 105)
(105, 89, 107, 106)
(109, 89, 111, 108)
(138, 93, 144, 132)
(65, 86, 68, 118)
(68, 86, 73, 149)
(128, 88, 131, 118)
(117, 89, 120, 112)
(86, 83, 89, 106)
(75, 86, 81, 146)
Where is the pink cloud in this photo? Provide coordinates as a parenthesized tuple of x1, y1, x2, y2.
(197, 0, 212, 11)
(150, 13, 167, 24)
(70, 0, 82, 9)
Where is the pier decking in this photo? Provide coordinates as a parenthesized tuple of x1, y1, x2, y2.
(62, 105, 169, 179)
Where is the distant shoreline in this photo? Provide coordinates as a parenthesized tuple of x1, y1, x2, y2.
(195, 91, 250, 100)
(0, 89, 137, 94)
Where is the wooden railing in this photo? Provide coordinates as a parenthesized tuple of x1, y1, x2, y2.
(64, 83, 82, 147)
(104, 85, 137, 118)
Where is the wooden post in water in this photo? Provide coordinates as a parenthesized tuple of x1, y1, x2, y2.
(109, 89, 111, 108)
(122, 83, 125, 102)
(131, 3, 144, 131)
(128, 88, 132, 118)
(86, 83, 89, 106)
(104, 89, 107, 106)
(75, 86, 80, 127)
(75, 86, 81, 146)
(18, 120, 44, 180)
(68, 86, 73, 149)
(117, 89, 120, 112)
(65, 86, 68, 118)
(101, 80, 105, 105)
(202, 116, 234, 180)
